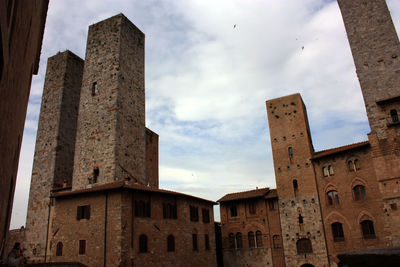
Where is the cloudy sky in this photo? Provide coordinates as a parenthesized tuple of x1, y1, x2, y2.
(10, 0, 400, 228)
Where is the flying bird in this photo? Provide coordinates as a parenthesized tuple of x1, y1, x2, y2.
(301, 46, 304, 50)
(233, 24, 236, 29)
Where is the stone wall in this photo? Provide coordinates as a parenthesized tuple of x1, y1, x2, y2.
(72, 14, 146, 190)
(25, 51, 84, 262)
(0, 0, 48, 255)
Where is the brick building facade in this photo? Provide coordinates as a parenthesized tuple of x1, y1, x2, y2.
(0, 0, 48, 258)
(22, 14, 217, 266)
(219, 0, 400, 266)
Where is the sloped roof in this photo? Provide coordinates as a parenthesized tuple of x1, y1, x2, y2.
(312, 141, 369, 159)
(52, 180, 216, 204)
(217, 187, 271, 202)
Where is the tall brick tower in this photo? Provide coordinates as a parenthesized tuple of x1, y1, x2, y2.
(25, 51, 84, 261)
(338, 0, 400, 245)
(72, 14, 146, 190)
(266, 94, 329, 267)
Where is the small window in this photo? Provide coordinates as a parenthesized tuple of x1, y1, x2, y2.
(296, 238, 312, 254)
(139, 234, 147, 253)
(298, 214, 304, 224)
(361, 220, 376, 239)
(268, 199, 278, 210)
(163, 203, 177, 219)
(135, 200, 151, 217)
(79, 240, 86, 255)
(228, 233, 235, 249)
(202, 208, 210, 223)
(248, 201, 256, 215)
(288, 147, 294, 159)
(353, 185, 366, 200)
(248, 231, 255, 248)
(327, 190, 339, 205)
(77, 205, 90, 220)
(190, 206, 199, 221)
(167, 235, 175, 252)
(391, 109, 399, 123)
(230, 205, 237, 217)
(273, 235, 281, 249)
(205, 234, 210, 250)
(192, 234, 198, 251)
(331, 222, 344, 242)
(56, 242, 63, 256)
(348, 159, 360, 172)
(91, 82, 98, 96)
(323, 167, 329, 177)
(236, 232, 243, 249)
(256, 231, 263, 247)
(328, 165, 334, 176)
(354, 159, 360, 170)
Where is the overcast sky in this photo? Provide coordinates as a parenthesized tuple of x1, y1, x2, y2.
(10, 0, 400, 229)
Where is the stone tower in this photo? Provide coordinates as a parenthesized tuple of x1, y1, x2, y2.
(338, 0, 400, 245)
(25, 51, 84, 261)
(266, 94, 329, 267)
(72, 14, 146, 190)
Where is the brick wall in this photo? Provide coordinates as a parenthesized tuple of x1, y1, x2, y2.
(0, 0, 48, 255)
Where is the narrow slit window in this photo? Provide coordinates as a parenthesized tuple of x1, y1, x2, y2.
(390, 109, 399, 123)
(91, 82, 98, 96)
(288, 147, 294, 159)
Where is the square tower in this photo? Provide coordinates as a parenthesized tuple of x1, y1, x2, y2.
(266, 94, 329, 267)
(72, 14, 146, 189)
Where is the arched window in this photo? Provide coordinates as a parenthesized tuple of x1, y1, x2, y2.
(296, 238, 312, 254)
(273, 235, 281, 249)
(167, 235, 175, 252)
(331, 222, 344, 242)
(228, 233, 235, 249)
(391, 109, 399, 123)
(288, 147, 294, 159)
(256, 231, 263, 248)
(139, 234, 147, 253)
(348, 159, 360, 172)
(361, 220, 376, 239)
(328, 165, 334, 176)
(236, 232, 243, 249)
(56, 242, 63, 256)
(327, 190, 339, 205)
(353, 185, 366, 200)
(248, 231, 255, 248)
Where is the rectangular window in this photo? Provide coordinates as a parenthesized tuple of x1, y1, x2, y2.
(205, 234, 210, 250)
(190, 206, 199, 222)
(135, 200, 151, 217)
(230, 205, 237, 217)
(248, 201, 256, 214)
(202, 208, 210, 223)
(76, 205, 90, 220)
(79, 240, 86, 255)
(163, 203, 177, 219)
(192, 234, 198, 251)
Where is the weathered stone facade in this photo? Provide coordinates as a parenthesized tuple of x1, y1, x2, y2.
(338, 0, 400, 247)
(25, 51, 84, 262)
(72, 14, 146, 190)
(0, 0, 48, 258)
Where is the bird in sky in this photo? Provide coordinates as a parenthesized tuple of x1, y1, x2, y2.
(301, 46, 304, 50)
(233, 24, 236, 29)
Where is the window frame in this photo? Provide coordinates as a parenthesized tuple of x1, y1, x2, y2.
(76, 205, 90, 220)
(353, 185, 366, 201)
(327, 190, 339, 205)
(167, 235, 175, 252)
(331, 222, 345, 242)
(56, 242, 63, 256)
(256, 231, 263, 248)
(78, 240, 86, 255)
(139, 234, 148, 253)
(248, 231, 255, 248)
(361, 220, 376, 239)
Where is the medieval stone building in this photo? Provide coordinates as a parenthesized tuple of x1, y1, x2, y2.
(23, 14, 217, 266)
(218, 0, 400, 266)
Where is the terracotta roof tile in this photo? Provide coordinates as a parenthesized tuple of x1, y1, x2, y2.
(217, 188, 270, 202)
(52, 181, 216, 204)
(312, 141, 369, 160)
